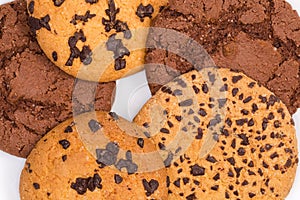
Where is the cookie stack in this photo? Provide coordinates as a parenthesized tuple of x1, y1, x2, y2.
(0, 0, 298, 199)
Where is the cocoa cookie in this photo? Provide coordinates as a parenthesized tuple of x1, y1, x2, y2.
(145, 0, 300, 114)
(20, 111, 168, 200)
(134, 68, 298, 199)
(28, 0, 168, 82)
(0, 0, 115, 158)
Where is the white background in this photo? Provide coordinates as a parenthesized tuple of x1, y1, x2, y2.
(0, 0, 300, 199)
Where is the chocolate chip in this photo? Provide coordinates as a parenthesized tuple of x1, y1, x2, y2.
(234, 167, 243, 178)
(248, 161, 254, 167)
(115, 152, 138, 174)
(173, 178, 180, 188)
(247, 119, 254, 127)
(86, 0, 98, 4)
(231, 139, 236, 149)
(28, 15, 51, 35)
(232, 75, 243, 83)
(252, 103, 258, 113)
(102, 0, 131, 38)
(59, 140, 70, 149)
(241, 109, 249, 115)
(88, 119, 102, 132)
(262, 118, 268, 131)
(192, 85, 200, 94)
(62, 155, 67, 162)
(242, 180, 249, 186)
(248, 82, 256, 88)
(225, 118, 232, 127)
(270, 152, 279, 159)
(213, 173, 220, 181)
(285, 159, 292, 168)
(160, 128, 170, 134)
(274, 120, 281, 128)
(211, 185, 219, 191)
(71, 174, 102, 195)
(238, 134, 250, 146)
(190, 164, 205, 176)
(220, 84, 228, 92)
(237, 147, 246, 156)
(137, 138, 144, 148)
(232, 88, 239, 97)
(142, 179, 159, 197)
(64, 126, 73, 133)
(236, 118, 248, 126)
(179, 99, 193, 107)
(227, 157, 235, 166)
(198, 108, 207, 117)
(136, 4, 154, 22)
(243, 96, 252, 103)
(70, 10, 96, 25)
(52, 51, 58, 61)
(202, 84, 209, 93)
(53, 0, 65, 7)
(195, 128, 203, 140)
(206, 155, 217, 163)
(208, 72, 216, 83)
(96, 142, 119, 166)
(186, 193, 197, 200)
(175, 116, 182, 122)
(218, 98, 227, 108)
(228, 170, 234, 177)
(114, 174, 123, 184)
(28, 1, 35, 14)
(33, 183, 40, 190)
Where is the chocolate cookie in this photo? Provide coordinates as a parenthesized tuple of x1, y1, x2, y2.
(134, 68, 298, 199)
(20, 111, 168, 199)
(145, 0, 300, 114)
(28, 0, 168, 82)
(0, 0, 115, 158)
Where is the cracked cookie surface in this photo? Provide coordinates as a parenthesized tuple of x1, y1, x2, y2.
(0, 0, 115, 158)
(145, 0, 300, 114)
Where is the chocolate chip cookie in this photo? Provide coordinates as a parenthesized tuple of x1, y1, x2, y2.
(20, 111, 168, 199)
(28, 0, 168, 82)
(135, 68, 298, 199)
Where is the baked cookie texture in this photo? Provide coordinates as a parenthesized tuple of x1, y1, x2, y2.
(0, 0, 115, 158)
(20, 111, 168, 200)
(145, 0, 300, 114)
(134, 68, 298, 199)
(27, 0, 168, 82)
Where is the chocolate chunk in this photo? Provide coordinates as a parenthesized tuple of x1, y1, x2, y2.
(114, 174, 123, 184)
(28, 1, 34, 14)
(115, 151, 138, 174)
(88, 119, 102, 132)
(109, 112, 119, 120)
(243, 96, 252, 103)
(160, 128, 170, 134)
(218, 98, 227, 108)
(190, 164, 205, 176)
(192, 85, 200, 94)
(270, 152, 279, 159)
(198, 108, 207, 117)
(236, 118, 248, 126)
(213, 173, 220, 181)
(96, 142, 119, 166)
(232, 75, 243, 83)
(164, 152, 174, 167)
(59, 139, 70, 149)
(249, 193, 256, 198)
(102, 0, 131, 39)
(70, 10, 96, 25)
(232, 88, 239, 97)
(195, 128, 203, 140)
(85, 0, 98, 4)
(136, 4, 154, 22)
(71, 174, 102, 195)
(186, 193, 197, 200)
(53, 0, 65, 7)
(142, 179, 159, 197)
(173, 178, 181, 188)
(28, 14, 51, 34)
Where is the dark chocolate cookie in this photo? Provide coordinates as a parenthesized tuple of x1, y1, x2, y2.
(0, 0, 115, 158)
(145, 0, 300, 114)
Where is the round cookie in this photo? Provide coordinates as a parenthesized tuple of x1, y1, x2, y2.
(134, 68, 298, 199)
(145, 0, 300, 114)
(20, 111, 168, 200)
(0, 0, 115, 158)
(27, 0, 168, 82)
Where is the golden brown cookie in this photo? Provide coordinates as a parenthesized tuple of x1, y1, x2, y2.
(20, 111, 168, 200)
(27, 0, 168, 82)
(134, 68, 298, 199)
